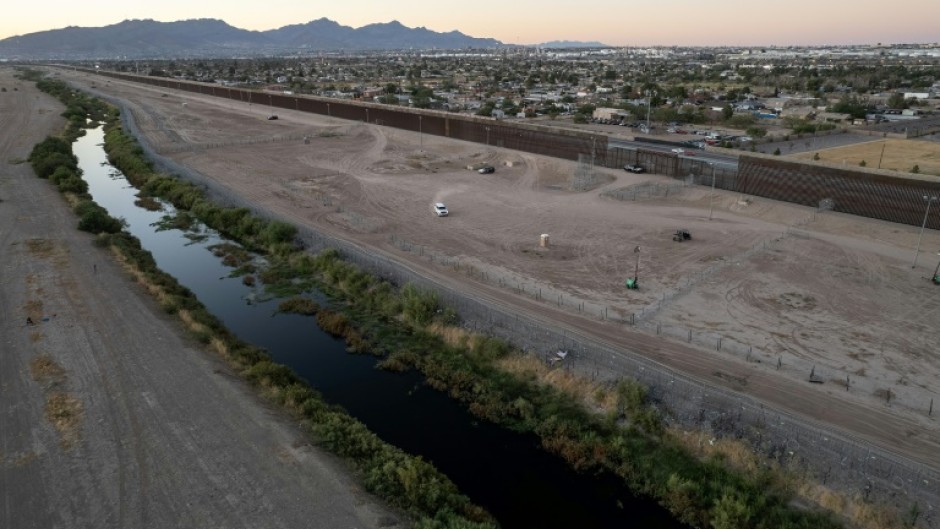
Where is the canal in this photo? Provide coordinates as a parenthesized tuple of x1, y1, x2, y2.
(73, 125, 684, 529)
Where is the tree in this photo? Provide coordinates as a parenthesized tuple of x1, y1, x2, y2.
(912, 164, 920, 174)
(577, 104, 596, 116)
(887, 92, 908, 109)
(773, 148, 781, 156)
(745, 126, 766, 138)
(831, 95, 870, 119)
(722, 105, 733, 120)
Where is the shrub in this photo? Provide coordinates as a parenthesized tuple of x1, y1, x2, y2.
(75, 202, 123, 233)
(58, 175, 89, 194)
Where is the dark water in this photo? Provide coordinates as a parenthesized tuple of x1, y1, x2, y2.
(74, 126, 684, 529)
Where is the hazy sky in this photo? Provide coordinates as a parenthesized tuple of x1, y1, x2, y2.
(2, 0, 938, 46)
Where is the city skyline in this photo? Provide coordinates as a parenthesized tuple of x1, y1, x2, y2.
(2, 0, 939, 47)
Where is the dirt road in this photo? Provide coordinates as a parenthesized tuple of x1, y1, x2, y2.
(0, 68, 401, 529)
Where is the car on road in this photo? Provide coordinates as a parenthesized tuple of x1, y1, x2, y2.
(624, 164, 645, 173)
(478, 166, 495, 174)
(670, 148, 686, 154)
(267, 115, 278, 120)
(433, 203, 449, 217)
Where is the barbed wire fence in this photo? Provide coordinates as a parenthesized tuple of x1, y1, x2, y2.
(601, 181, 688, 202)
(155, 133, 311, 155)
(105, 92, 940, 528)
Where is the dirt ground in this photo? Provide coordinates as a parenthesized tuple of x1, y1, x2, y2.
(51, 69, 940, 472)
(0, 68, 402, 529)
(794, 138, 940, 176)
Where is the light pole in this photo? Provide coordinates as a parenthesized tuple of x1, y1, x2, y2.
(645, 90, 653, 133)
(708, 163, 717, 220)
(912, 195, 938, 268)
(485, 126, 490, 146)
(626, 246, 640, 289)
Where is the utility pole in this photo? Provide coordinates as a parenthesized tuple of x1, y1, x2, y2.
(912, 195, 938, 268)
(709, 163, 717, 220)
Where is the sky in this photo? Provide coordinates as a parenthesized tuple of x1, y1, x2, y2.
(2, 0, 938, 47)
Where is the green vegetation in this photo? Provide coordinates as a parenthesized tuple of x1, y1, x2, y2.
(278, 297, 320, 315)
(29, 75, 496, 529)
(280, 250, 842, 529)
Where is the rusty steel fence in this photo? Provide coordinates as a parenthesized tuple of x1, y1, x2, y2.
(736, 156, 940, 229)
(85, 69, 606, 164)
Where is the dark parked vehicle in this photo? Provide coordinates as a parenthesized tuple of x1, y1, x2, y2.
(478, 166, 495, 174)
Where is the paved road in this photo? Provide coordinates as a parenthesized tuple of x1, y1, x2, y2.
(0, 68, 401, 529)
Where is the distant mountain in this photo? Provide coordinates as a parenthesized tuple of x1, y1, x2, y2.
(0, 18, 503, 59)
(538, 40, 611, 49)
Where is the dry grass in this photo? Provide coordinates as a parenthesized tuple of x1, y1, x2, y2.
(496, 354, 617, 412)
(178, 309, 210, 335)
(426, 322, 618, 412)
(668, 429, 763, 474)
(62, 192, 82, 208)
(794, 139, 940, 176)
(29, 354, 66, 384)
(113, 248, 177, 307)
(427, 322, 471, 348)
(210, 336, 229, 357)
(44, 392, 83, 449)
(29, 331, 43, 343)
(848, 497, 906, 529)
(24, 299, 43, 318)
(25, 238, 55, 257)
(669, 426, 908, 529)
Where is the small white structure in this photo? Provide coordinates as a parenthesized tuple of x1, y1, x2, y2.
(540, 234, 550, 247)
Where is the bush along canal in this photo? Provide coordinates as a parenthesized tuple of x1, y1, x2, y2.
(29, 74, 845, 529)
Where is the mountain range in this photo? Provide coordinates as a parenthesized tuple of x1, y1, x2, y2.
(0, 18, 512, 59)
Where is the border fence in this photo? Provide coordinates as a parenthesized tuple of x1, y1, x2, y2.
(80, 68, 940, 230)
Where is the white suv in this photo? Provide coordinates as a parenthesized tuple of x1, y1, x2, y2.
(433, 203, 449, 217)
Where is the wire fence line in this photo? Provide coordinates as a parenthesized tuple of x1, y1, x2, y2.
(155, 133, 311, 155)
(601, 181, 688, 202)
(102, 91, 939, 527)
